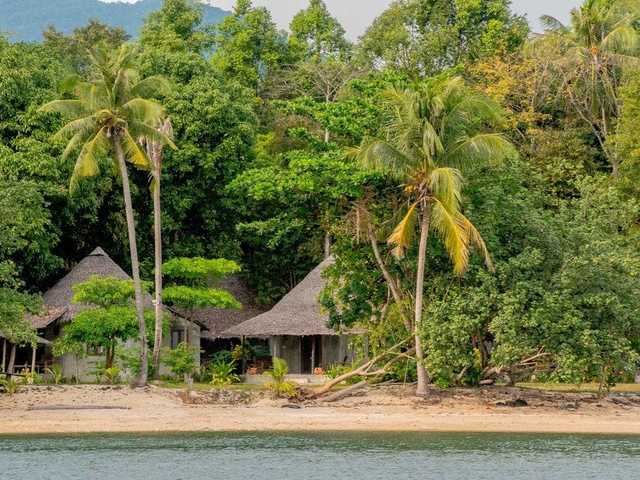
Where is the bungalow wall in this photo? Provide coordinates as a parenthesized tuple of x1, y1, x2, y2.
(269, 335, 355, 374)
(57, 317, 201, 382)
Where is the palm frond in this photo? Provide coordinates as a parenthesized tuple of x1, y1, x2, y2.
(129, 121, 177, 150)
(52, 115, 97, 142)
(387, 202, 418, 259)
(601, 24, 640, 54)
(540, 15, 567, 32)
(131, 75, 172, 99)
(429, 167, 463, 213)
(356, 138, 419, 178)
(38, 100, 86, 117)
(464, 217, 494, 272)
(431, 199, 469, 276)
(69, 127, 108, 192)
(121, 130, 151, 170)
(122, 98, 165, 125)
(443, 133, 515, 169)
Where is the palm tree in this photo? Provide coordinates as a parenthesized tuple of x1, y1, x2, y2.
(531, 0, 640, 175)
(41, 44, 174, 386)
(355, 77, 513, 396)
(143, 117, 174, 377)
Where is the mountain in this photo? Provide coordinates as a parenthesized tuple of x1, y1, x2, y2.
(0, 0, 229, 43)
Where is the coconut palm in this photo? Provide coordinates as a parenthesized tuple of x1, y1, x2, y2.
(531, 0, 640, 175)
(142, 117, 174, 377)
(40, 44, 174, 386)
(355, 77, 513, 396)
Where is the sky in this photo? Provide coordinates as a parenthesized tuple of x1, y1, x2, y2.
(206, 0, 583, 38)
(103, 0, 583, 39)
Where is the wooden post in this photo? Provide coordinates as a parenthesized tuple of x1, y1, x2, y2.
(8, 344, 16, 374)
(31, 345, 36, 372)
(241, 336, 247, 374)
(311, 336, 316, 373)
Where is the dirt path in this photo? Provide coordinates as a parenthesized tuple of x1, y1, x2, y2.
(1, 385, 639, 435)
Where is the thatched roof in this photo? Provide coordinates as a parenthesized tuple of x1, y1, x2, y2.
(26, 307, 66, 330)
(33, 247, 155, 327)
(223, 257, 340, 337)
(0, 331, 51, 345)
(187, 275, 266, 340)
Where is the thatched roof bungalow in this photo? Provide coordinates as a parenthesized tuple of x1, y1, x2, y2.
(25, 247, 201, 380)
(224, 257, 357, 374)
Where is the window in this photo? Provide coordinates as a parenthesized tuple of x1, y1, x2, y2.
(171, 330, 184, 349)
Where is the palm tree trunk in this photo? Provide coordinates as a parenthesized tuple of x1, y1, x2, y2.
(152, 165, 163, 377)
(414, 203, 431, 396)
(114, 138, 148, 386)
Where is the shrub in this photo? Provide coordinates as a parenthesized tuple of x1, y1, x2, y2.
(163, 342, 199, 380)
(0, 375, 21, 395)
(265, 357, 298, 399)
(103, 366, 121, 385)
(21, 368, 42, 385)
(210, 359, 240, 388)
(45, 364, 64, 385)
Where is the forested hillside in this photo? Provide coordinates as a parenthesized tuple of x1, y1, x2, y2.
(1, 0, 639, 390)
(0, 0, 228, 42)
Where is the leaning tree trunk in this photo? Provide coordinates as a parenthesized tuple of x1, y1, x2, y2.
(414, 203, 432, 396)
(114, 138, 148, 386)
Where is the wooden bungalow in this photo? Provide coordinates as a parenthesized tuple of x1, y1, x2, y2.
(223, 257, 357, 374)
(185, 275, 267, 365)
(27, 247, 203, 381)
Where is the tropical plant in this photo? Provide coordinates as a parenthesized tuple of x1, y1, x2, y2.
(40, 43, 175, 386)
(21, 369, 42, 385)
(45, 364, 64, 385)
(354, 76, 513, 396)
(265, 357, 298, 399)
(0, 375, 21, 395)
(529, 0, 640, 175)
(162, 257, 241, 379)
(54, 277, 164, 370)
(103, 366, 121, 385)
(210, 359, 240, 388)
(163, 341, 199, 381)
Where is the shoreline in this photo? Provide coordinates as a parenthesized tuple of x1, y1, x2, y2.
(2, 385, 640, 436)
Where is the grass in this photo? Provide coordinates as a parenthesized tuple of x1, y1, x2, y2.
(517, 382, 640, 394)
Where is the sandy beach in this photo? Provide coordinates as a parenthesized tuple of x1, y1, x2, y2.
(1, 384, 639, 435)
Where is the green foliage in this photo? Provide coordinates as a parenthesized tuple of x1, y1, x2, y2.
(103, 366, 121, 385)
(163, 341, 199, 378)
(163, 258, 241, 286)
(210, 359, 240, 388)
(265, 357, 298, 398)
(0, 375, 21, 395)
(357, 0, 528, 76)
(289, 0, 351, 59)
(0, 288, 41, 346)
(71, 276, 137, 308)
(45, 365, 64, 385)
(211, 1, 290, 90)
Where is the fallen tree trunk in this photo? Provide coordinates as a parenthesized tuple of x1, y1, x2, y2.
(311, 338, 413, 398)
(322, 380, 369, 403)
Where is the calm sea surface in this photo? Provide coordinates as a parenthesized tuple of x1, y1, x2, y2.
(0, 431, 638, 480)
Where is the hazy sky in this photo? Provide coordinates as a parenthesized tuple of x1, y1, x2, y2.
(206, 0, 583, 38)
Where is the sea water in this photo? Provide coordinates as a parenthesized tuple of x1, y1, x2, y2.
(0, 431, 638, 479)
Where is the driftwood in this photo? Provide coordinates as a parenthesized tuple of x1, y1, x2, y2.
(312, 338, 413, 398)
(322, 380, 369, 403)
